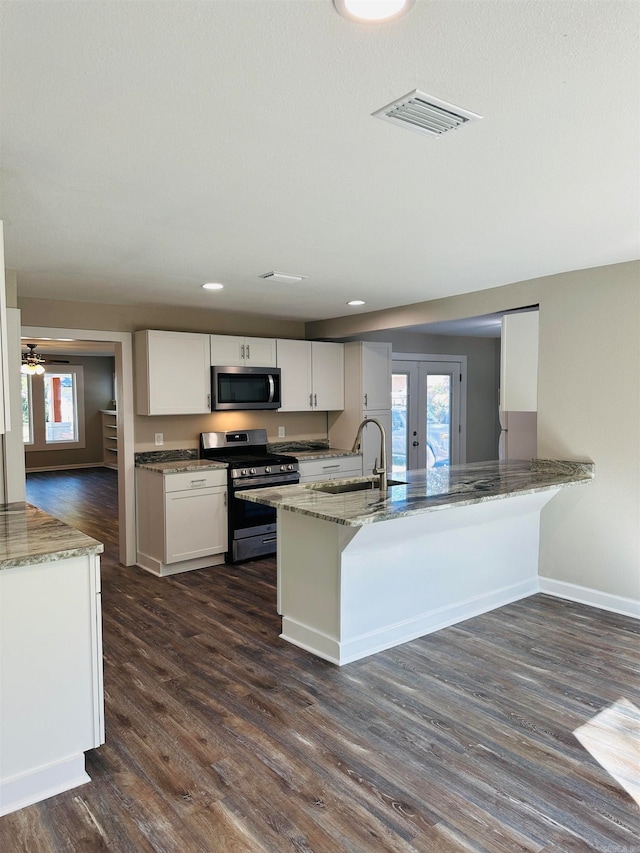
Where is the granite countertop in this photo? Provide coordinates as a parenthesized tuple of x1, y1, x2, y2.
(236, 459, 594, 527)
(0, 503, 104, 570)
(136, 458, 227, 474)
(267, 440, 359, 462)
(290, 448, 360, 462)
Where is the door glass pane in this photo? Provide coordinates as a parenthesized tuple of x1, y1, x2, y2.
(391, 373, 408, 473)
(21, 375, 33, 443)
(44, 372, 78, 443)
(426, 374, 451, 467)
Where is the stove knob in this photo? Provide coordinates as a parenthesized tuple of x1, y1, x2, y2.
(287, 464, 294, 471)
(265, 466, 272, 473)
(241, 469, 248, 476)
(250, 468, 257, 475)
(280, 465, 286, 472)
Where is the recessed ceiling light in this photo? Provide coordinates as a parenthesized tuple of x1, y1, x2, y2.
(333, 0, 415, 23)
(348, 300, 366, 306)
(202, 282, 224, 290)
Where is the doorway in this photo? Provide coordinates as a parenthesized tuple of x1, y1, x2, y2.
(21, 325, 135, 566)
(391, 355, 467, 474)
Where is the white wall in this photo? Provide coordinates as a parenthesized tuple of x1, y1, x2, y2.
(536, 264, 640, 600)
(310, 261, 640, 603)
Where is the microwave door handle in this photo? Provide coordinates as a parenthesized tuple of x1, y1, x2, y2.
(267, 374, 275, 403)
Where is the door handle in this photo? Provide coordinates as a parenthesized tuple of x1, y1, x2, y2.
(412, 441, 419, 446)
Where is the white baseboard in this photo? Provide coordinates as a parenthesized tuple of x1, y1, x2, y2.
(136, 551, 226, 577)
(25, 463, 104, 473)
(0, 753, 89, 817)
(539, 577, 640, 620)
(283, 578, 538, 666)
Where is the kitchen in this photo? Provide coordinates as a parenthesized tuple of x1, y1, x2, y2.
(3, 3, 640, 849)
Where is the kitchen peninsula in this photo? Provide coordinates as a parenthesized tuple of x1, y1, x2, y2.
(238, 459, 594, 665)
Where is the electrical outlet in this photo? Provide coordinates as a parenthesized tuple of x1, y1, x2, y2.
(278, 426, 285, 438)
(154, 433, 163, 446)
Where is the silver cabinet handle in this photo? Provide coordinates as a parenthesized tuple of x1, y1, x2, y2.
(224, 492, 227, 507)
(309, 393, 313, 407)
(364, 393, 368, 407)
(314, 393, 317, 407)
(246, 344, 250, 359)
(190, 478, 206, 487)
(241, 344, 245, 359)
(322, 464, 340, 470)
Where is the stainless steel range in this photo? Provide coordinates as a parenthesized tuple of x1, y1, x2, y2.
(199, 430, 299, 563)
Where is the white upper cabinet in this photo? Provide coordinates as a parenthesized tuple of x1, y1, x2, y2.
(135, 330, 211, 416)
(311, 341, 344, 410)
(500, 311, 539, 412)
(360, 342, 392, 410)
(277, 339, 344, 411)
(210, 335, 277, 367)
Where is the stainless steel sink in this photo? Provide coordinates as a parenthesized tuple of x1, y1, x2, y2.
(307, 478, 407, 495)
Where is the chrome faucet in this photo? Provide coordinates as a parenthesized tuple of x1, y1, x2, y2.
(351, 418, 388, 492)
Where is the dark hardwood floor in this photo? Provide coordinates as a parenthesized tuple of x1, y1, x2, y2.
(2, 467, 638, 851)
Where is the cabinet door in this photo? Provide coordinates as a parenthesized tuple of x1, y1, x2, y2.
(244, 337, 277, 367)
(165, 488, 227, 563)
(210, 334, 244, 367)
(136, 330, 210, 415)
(298, 456, 362, 482)
(500, 312, 539, 412)
(362, 342, 392, 411)
(311, 342, 344, 411)
(277, 339, 312, 411)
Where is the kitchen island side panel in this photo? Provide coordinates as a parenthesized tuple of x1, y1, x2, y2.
(278, 490, 559, 665)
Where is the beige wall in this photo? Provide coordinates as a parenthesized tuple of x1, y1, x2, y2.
(135, 409, 328, 452)
(312, 261, 640, 602)
(18, 297, 305, 339)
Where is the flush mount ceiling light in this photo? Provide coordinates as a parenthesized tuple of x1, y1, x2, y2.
(373, 89, 482, 138)
(21, 343, 46, 375)
(259, 271, 307, 284)
(202, 282, 224, 290)
(333, 0, 415, 23)
(347, 300, 366, 306)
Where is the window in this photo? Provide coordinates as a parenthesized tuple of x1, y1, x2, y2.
(23, 365, 86, 452)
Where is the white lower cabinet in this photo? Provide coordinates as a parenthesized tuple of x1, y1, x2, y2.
(136, 468, 228, 576)
(298, 455, 362, 484)
(0, 553, 104, 816)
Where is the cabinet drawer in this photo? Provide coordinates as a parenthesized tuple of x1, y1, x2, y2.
(164, 469, 227, 493)
(298, 456, 362, 482)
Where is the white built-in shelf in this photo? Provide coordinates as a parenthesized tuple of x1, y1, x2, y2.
(100, 410, 118, 470)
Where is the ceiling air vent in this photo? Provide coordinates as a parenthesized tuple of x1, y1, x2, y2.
(372, 90, 482, 138)
(259, 271, 307, 284)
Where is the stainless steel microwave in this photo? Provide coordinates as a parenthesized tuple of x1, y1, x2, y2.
(210, 365, 281, 411)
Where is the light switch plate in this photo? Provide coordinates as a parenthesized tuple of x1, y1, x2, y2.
(154, 433, 163, 446)
(278, 426, 285, 438)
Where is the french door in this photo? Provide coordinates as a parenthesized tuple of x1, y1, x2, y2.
(391, 358, 464, 473)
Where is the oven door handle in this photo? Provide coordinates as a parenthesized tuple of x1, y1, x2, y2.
(232, 474, 299, 489)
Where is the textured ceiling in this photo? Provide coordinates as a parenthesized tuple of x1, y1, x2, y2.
(1, 0, 638, 323)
